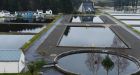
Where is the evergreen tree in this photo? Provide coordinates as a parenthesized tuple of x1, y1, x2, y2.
(0, 0, 76, 13)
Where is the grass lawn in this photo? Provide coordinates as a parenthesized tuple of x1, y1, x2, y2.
(127, 25, 140, 34)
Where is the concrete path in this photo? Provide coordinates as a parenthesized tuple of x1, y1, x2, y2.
(104, 13, 140, 39)
(37, 14, 140, 62)
(36, 14, 140, 75)
(105, 13, 140, 60)
(37, 15, 130, 62)
(25, 16, 63, 62)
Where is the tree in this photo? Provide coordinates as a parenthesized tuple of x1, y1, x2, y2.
(96, 1, 107, 7)
(102, 55, 114, 75)
(0, 0, 75, 13)
(27, 60, 46, 75)
(28, 62, 36, 75)
(59, 0, 74, 13)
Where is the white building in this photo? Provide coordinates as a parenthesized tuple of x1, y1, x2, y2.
(46, 10, 53, 15)
(71, 16, 81, 23)
(34, 10, 45, 19)
(0, 50, 25, 73)
(34, 9, 53, 18)
(0, 10, 11, 17)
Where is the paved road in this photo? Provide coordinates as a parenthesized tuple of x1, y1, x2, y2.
(104, 13, 140, 39)
(25, 16, 63, 62)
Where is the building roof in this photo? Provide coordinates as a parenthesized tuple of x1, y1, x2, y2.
(0, 50, 22, 62)
(83, 1, 94, 11)
(0, 10, 10, 13)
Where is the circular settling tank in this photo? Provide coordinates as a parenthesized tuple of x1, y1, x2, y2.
(55, 50, 140, 75)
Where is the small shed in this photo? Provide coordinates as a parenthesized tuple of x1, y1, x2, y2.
(0, 50, 25, 73)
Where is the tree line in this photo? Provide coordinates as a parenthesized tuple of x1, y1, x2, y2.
(0, 0, 82, 14)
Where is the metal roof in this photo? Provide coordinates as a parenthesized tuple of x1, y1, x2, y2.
(0, 50, 22, 62)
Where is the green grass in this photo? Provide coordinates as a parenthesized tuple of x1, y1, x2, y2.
(127, 25, 133, 28)
(0, 72, 34, 75)
(133, 29, 140, 34)
(95, 9, 102, 15)
(0, 60, 47, 75)
(127, 25, 140, 34)
(132, 71, 140, 75)
(21, 15, 61, 52)
(0, 70, 41, 75)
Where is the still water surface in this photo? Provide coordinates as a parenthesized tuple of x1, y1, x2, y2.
(0, 18, 53, 23)
(0, 24, 45, 33)
(58, 53, 139, 75)
(0, 35, 33, 49)
(59, 27, 128, 48)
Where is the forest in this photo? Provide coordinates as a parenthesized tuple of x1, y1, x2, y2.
(0, 0, 82, 14)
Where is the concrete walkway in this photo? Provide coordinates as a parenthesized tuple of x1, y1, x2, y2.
(104, 13, 140, 39)
(37, 15, 133, 62)
(36, 14, 140, 75)
(25, 16, 63, 62)
(38, 14, 140, 61)
(104, 14, 140, 60)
